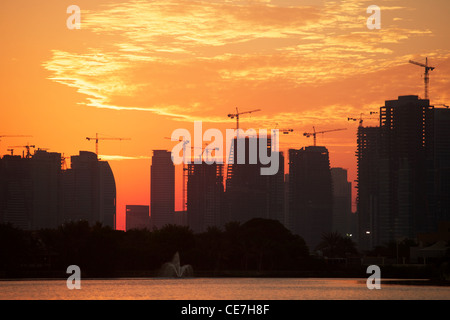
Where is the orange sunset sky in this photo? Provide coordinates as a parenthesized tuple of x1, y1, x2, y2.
(1, 0, 449, 230)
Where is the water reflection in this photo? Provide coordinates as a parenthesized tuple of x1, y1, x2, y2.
(0, 278, 449, 300)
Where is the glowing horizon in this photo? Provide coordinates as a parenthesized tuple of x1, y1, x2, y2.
(1, 0, 450, 230)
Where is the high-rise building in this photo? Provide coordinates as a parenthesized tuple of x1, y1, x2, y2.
(225, 135, 285, 225)
(378, 95, 433, 244)
(126, 205, 150, 231)
(357, 96, 450, 250)
(62, 151, 116, 229)
(0, 155, 32, 229)
(289, 146, 333, 250)
(267, 151, 285, 224)
(0, 150, 62, 230)
(150, 150, 175, 229)
(331, 167, 353, 237)
(1, 149, 116, 230)
(98, 161, 116, 228)
(431, 107, 450, 227)
(187, 162, 224, 232)
(31, 150, 62, 229)
(174, 210, 187, 226)
(284, 173, 291, 231)
(356, 126, 381, 250)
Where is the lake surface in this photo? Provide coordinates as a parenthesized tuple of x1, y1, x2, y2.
(0, 278, 449, 300)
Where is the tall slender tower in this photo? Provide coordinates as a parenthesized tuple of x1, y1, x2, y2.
(187, 162, 224, 233)
(356, 126, 381, 251)
(379, 95, 433, 243)
(432, 107, 450, 225)
(150, 150, 175, 229)
(289, 146, 333, 250)
(331, 167, 353, 236)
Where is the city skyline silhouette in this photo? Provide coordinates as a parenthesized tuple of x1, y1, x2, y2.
(2, 94, 449, 256)
(2, 1, 450, 232)
(1, 3, 450, 305)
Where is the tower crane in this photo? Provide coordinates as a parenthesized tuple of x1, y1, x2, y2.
(165, 136, 190, 162)
(303, 127, 347, 147)
(203, 143, 220, 162)
(227, 108, 261, 173)
(272, 124, 294, 151)
(86, 133, 131, 156)
(8, 144, 36, 158)
(227, 107, 261, 131)
(274, 123, 294, 134)
(409, 57, 435, 100)
(0, 135, 32, 155)
(348, 113, 378, 127)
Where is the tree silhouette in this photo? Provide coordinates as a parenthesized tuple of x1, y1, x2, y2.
(194, 226, 224, 272)
(0, 223, 28, 276)
(239, 218, 309, 271)
(316, 232, 358, 258)
(0, 219, 343, 277)
(151, 224, 195, 266)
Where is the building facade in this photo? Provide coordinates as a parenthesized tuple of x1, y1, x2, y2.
(356, 126, 381, 250)
(289, 146, 333, 250)
(1, 150, 116, 230)
(187, 162, 224, 233)
(61, 151, 116, 228)
(126, 205, 150, 231)
(225, 135, 285, 226)
(357, 96, 450, 250)
(331, 167, 354, 237)
(150, 150, 175, 229)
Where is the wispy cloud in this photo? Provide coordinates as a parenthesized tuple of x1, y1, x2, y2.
(42, 0, 447, 125)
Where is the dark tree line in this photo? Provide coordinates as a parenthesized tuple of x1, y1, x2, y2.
(0, 218, 374, 278)
(0, 218, 326, 277)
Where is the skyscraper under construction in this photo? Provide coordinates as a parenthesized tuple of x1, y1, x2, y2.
(225, 135, 285, 226)
(186, 162, 224, 233)
(379, 95, 433, 245)
(357, 95, 450, 250)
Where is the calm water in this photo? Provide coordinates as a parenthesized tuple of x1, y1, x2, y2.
(0, 278, 449, 300)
